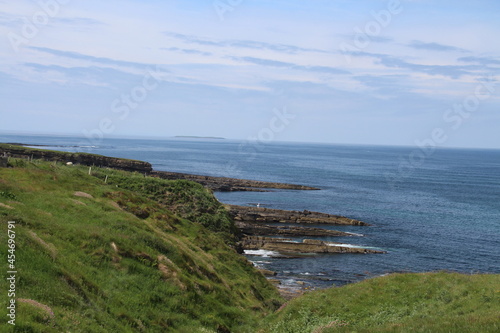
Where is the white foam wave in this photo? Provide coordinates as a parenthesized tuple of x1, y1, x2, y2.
(253, 260, 272, 264)
(327, 243, 366, 249)
(244, 250, 280, 257)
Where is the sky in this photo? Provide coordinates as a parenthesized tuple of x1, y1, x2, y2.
(0, 0, 499, 148)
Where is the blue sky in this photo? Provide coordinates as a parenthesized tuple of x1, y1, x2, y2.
(0, 0, 499, 148)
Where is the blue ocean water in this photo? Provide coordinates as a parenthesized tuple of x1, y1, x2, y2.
(2, 134, 499, 289)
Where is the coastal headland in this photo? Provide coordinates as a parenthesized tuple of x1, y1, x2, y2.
(0, 143, 152, 173)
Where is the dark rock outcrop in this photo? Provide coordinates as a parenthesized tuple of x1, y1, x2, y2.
(228, 205, 370, 226)
(0, 144, 152, 173)
(241, 236, 384, 254)
(258, 268, 277, 277)
(151, 171, 320, 192)
(0, 155, 8, 168)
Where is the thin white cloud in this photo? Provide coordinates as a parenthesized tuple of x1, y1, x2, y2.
(163, 31, 328, 55)
(408, 40, 469, 53)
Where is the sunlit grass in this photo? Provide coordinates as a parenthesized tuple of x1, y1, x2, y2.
(261, 271, 500, 333)
(0, 160, 282, 332)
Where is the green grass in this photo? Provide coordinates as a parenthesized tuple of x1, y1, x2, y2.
(1, 157, 499, 333)
(0, 160, 282, 332)
(260, 271, 500, 333)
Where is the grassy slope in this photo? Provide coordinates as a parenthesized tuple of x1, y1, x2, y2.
(1, 157, 498, 333)
(89, 167, 240, 244)
(0, 160, 282, 332)
(260, 272, 500, 333)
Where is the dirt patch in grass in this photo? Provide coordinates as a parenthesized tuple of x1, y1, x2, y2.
(74, 191, 93, 199)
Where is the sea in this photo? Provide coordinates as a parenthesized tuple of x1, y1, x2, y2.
(2, 134, 499, 290)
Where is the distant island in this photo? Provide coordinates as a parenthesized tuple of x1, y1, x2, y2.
(174, 136, 225, 140)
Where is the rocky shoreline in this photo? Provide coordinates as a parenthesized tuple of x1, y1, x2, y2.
(1, 144, 318, 191)
(232, 205, 381, 255)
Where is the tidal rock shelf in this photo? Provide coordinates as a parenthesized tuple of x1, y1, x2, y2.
(227, 205, 378, 256)
(151, 170, 320, 192)
(228, 204, 370, 226)
(241, 236, 385, 255)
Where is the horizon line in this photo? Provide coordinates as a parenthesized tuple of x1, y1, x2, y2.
(0, 131, 499, 151)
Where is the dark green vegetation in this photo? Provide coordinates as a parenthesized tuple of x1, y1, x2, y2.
(91, 168, 239, 244)
(1, 150, 499, 333)
(260, 272, 500, 333)
(0, 160, 282, 332)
